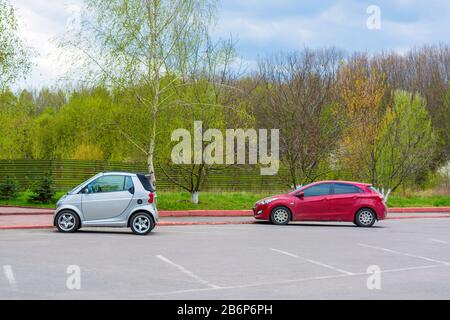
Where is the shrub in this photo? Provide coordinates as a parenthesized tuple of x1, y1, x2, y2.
(0, 176, 19, 200)
(30, 174, 55, 204)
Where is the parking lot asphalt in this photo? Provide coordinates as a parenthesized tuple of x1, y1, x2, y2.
(1, 218, 450, 299)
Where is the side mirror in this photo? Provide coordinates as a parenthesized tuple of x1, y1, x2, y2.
(296, 192, 305, 199)
(81, 187, 89, 194)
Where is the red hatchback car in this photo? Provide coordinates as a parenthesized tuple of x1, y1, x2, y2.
(254, 181, 387, 227)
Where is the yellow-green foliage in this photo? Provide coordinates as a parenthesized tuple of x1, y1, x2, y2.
(374, 90, 436, 190)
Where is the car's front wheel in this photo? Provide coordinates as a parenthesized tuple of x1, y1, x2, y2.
(55, 210, 80, 233)
(355, 208, 377, 227)
(130, 212, 154, 235)
(270, 206, 291, 225)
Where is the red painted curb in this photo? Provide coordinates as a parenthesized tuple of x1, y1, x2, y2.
(0, 205, 54, 209)
(387, 215, 450, 220)
(0, 225, 53, 230)
(0, 212, 54, 216)
(160, 210, 252, 217)
(388, 207, 450, 213)
(158, 221, 256, 226)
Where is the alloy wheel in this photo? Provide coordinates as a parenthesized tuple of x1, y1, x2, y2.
(133, 215, 151, 234)
(58, 213, 76, 232)
(272, 208, 290, 224)
(358, 210, 374, 226)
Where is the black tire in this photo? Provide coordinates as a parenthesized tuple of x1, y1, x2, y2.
(355, 208, 377, 227)
(130, 212, 155, 235)
(55, 210, 80, 233)
(270, 206, 291, 225)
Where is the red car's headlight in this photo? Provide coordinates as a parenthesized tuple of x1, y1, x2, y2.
(259, 198, 279, 205)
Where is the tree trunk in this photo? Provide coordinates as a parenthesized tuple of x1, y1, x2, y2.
(147, 77, 159, 189)
(147, 150, 156, 190)
(383, 188, 392, 204)
(191, 191, 199, 204)
(147, 108, 157, 189)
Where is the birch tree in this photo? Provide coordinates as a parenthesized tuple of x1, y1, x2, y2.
(60, 0, 217, 188)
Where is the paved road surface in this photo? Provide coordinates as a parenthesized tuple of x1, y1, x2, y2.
(1, 218, 450, 299)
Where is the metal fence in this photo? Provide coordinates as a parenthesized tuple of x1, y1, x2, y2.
(0, 160, 290, 192)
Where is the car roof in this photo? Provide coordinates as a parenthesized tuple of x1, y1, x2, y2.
(309, 180, 371, 187)
(100, 172, 138, 176)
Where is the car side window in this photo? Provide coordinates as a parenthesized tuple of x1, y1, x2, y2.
(333, 183, 362, 195)
(303, 184, 332, 197)
(87, 175, 126, 193)
(124, 176, 134, 191)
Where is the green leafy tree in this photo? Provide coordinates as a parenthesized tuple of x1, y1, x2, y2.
(35, 88, 67, 113)
(0, 0, 32, 89)
(0, 90, 33, 159)
(50, 87, 114, 160)
(30, 108, 57, 159)
(373, 91, 437, 201)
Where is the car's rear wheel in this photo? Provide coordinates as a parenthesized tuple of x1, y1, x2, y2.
(355, 208, 376, 227)
(270, 206, 291, 225)
(55, 210, 80, 233)
(130, 212, 154, 235)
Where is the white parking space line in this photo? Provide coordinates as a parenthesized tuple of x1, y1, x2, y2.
(2, 265, 17, 288)
(270, 248, 355, 275)
(143, 263, 443, 298)
(359, 243, 450, 266)
(156, 255, 221, 289)
(302, 258, 355, 276)
(270, 248, 299, 258)
(431, 239, 450, 244)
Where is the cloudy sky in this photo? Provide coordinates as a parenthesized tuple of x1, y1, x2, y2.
(13, 0, 450, 89)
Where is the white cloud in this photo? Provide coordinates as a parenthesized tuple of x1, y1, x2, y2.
(213, 16, 315, 44)
(9, 0, 450, 89)
(13, 0, 82, 91)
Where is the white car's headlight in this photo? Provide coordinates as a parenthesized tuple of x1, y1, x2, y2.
(260, 198, 278, 205)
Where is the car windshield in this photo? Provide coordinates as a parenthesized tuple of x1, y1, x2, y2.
(288, 183, 312, 195)
(67, 174, 102, 194)
(67, 181, 88, 194)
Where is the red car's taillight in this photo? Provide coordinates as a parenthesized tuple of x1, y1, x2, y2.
(148, 192, 154, 204)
